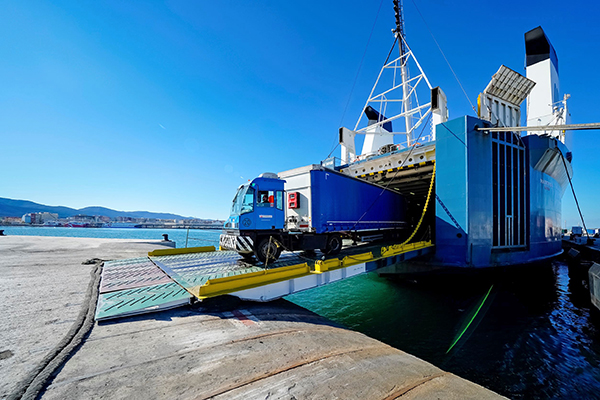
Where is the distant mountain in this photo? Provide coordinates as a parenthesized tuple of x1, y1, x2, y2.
(0, 197, 196, 220)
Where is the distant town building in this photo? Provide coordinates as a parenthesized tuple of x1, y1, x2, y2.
(2, 216, 23, 225)
(38, 212, 59, 222)
(22, 212, 59, 224)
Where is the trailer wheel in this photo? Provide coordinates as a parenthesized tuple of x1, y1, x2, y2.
(321, 234, 342, 256)
(255, 237, 282, 264)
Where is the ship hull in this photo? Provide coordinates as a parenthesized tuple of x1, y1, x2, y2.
(432, 116, 569, 269)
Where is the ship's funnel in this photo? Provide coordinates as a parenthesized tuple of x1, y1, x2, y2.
(359, 106, 394, 157)
(525, 26, 558, 71)
(364, 106, 393, 132)
(525, 26, 564, 138)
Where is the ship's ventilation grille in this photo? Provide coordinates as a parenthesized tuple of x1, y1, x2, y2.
(492, 131, 527, 249)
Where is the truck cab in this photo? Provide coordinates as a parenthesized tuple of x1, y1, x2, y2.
(220, 173, 285, 261)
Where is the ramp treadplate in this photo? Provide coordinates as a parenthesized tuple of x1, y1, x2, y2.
(151, 251, 308, 292)
(95, 282, 191, 321)
(100, 257, 173, 293)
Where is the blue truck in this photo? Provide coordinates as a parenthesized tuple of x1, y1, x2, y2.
(219, 164, 407, 262)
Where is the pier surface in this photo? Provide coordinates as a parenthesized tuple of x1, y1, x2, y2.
(1, 236, 505, 399)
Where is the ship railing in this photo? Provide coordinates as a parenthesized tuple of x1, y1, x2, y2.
(352, 134, 434, 163)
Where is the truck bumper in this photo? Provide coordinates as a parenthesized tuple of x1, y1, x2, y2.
(219, 233, 254, 253)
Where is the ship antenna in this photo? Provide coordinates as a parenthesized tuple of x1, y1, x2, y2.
(393, 0, 407, 56)
(393, 0, 414, 143)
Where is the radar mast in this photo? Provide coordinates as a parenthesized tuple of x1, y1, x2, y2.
(339, 1, 444, 164)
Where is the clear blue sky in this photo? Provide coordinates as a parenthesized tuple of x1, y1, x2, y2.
(1, 0, 599, 225)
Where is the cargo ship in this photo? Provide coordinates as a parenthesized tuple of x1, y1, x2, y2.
(331, 3, 573, 271)
(220, 2, 577, 272)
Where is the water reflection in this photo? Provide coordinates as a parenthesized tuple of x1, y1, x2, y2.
(287, 261, 600, 399)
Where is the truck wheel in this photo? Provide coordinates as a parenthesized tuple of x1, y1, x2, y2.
(255, 237, 282, 264)
(321, 234, 342, 256)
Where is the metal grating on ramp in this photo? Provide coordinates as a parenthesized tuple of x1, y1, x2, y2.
(151, 250, 308, 292)
(95, 249, 323, 321)
(94, 241, 433, 319)
(100, 257, 173, 293)
(95, 282, 191, 321)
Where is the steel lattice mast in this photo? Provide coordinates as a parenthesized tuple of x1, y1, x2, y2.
(339, 0, 438, 164)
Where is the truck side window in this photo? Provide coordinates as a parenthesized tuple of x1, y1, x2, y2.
(276, 191, 283, 210)
(258, 191, 268, 207)
(241, 187, 254, 214)
(258, 190, 276, 207)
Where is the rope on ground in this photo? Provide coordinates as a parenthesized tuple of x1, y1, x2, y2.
(8, 261, 103, 400)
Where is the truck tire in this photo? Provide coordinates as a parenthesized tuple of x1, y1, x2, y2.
(321, 233, 342, 256)
(254, 237, 282, 264)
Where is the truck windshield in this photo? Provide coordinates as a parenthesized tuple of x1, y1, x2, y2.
(230, 185, 255, 215)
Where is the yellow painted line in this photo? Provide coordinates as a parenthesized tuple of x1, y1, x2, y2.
(419, 161, 427, 166)
(369, 172, 375, 176)
(148, 246, 216, 257)
(387, 168, 394, 173)
(192, 240, 434, 299)
(192, 263, 310, 298)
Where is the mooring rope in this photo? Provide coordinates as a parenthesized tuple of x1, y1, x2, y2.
(8, 261, 103, 400)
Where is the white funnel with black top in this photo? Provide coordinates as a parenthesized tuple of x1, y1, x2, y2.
(525, 26, 569, 142)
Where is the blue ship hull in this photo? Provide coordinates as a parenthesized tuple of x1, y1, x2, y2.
(432, 115, 570, 269)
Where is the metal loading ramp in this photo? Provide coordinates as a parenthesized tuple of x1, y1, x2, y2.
(96, 257, 192, 321)
(95, 241, 433, 320)
(154, 241, 432, 301)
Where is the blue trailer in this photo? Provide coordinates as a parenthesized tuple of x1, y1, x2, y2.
(220, 165, 407, 262)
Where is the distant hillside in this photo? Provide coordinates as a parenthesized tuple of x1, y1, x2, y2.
(0, 197, 196, 220)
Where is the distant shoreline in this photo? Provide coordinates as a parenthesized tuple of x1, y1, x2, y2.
(0, 224, 222, 230)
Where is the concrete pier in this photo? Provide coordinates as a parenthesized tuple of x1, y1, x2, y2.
(1, 236, 505, 399)
(0, 236, 176, 398)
